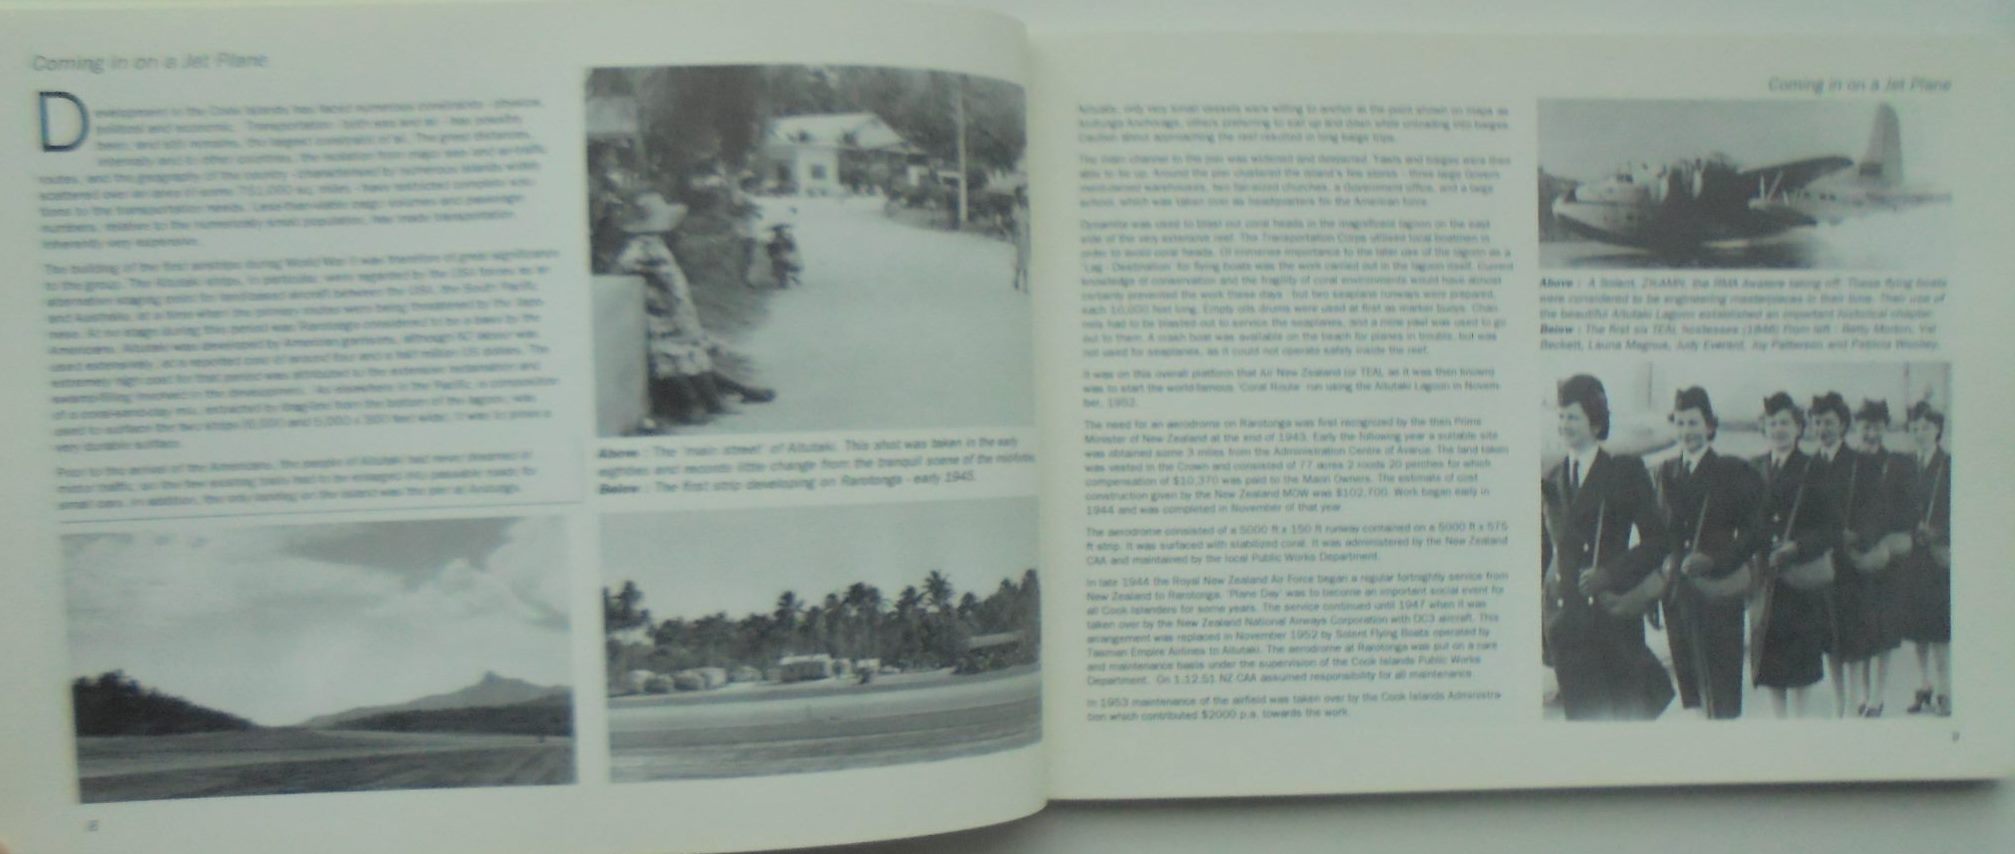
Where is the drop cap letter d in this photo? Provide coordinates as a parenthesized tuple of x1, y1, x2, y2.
(40, 91, 89, 152)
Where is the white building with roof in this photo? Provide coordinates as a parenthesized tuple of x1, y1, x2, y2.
(759, 112, 921, 195)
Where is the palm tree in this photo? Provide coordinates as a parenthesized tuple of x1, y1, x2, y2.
(894, 585, 923, 665)
(859, 584, 884, 659)
(842, 582, 871, 657)
(736, 612, 773, 664)
(772, 591, 802, 654)
(773, 591, 800, 631)
(604, 581, 649, 633)
(822, 593, 844, 653)
(801, 603, 826, 654)
(692, 612, 732, 666)
(1018, 569, 1041, 650)
(923, 570, 954, 614)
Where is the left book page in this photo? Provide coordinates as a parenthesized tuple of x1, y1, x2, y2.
(0, 2, 1043, 853)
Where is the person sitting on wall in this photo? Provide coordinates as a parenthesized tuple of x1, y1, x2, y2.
(609, 191, 775, 430)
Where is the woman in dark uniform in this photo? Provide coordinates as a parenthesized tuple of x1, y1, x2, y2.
(1542, 374, 1671, 720)
(1902, 401, 1952, 716)
(1656, 386, 1762, 720)
(1749, 392, 1839, 719)
(1844, 399, 1916, 717)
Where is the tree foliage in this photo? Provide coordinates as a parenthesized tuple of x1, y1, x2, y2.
(333, 696, 571, 738)
(587, 64, 1024, 194)
(604, 568, 1040, 686)
(72, 671, 256, 736)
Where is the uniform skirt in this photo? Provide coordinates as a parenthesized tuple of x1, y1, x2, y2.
(1756, 585, 1827, 688)
(1900, 547, 1951, 644)
(1830, 558, 1887, 662)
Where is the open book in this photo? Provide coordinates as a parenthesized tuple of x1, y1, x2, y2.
(4, 1, 2011, 852)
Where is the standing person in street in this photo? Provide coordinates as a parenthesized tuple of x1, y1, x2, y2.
(1901, 401, 1952, 716)
(1847, 399, 1917, 717)
(1748, 392, 1840, 719)
(1655, 386, 1761, 720)
(729, 170, 763, 288)
(611, 191, 775, 431)
(1011, 188, 1031, 292)
(1542, 374, 1673, 720)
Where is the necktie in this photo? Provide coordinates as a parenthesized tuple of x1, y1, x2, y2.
(1569, 458, 1580, 502)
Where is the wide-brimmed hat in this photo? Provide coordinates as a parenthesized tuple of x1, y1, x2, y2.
(618, 191, 686, 234)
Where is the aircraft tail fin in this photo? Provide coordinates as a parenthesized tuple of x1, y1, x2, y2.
(1857, 103, 1903, 186)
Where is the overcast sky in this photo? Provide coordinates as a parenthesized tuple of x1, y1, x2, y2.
(64, 516, 570, 727)
(600, 498, 1037, 620)
(1539, 99, 1950, 187)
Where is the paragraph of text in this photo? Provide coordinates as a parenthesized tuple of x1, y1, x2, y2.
(1540, 272, 1945, 354)
(1082, 565, 1512, 722)
(45, 249, 561, 453)
(37, 97, 549, 251)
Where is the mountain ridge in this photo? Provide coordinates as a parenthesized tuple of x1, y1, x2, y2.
(300, 671, 566, 728)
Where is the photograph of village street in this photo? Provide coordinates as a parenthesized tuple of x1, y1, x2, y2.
(63, 517, 575, 802)
(586, 65, 1031, 437)
(601, 498, 1040, 781)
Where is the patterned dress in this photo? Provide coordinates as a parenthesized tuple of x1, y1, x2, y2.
(612, 234, 716, 378)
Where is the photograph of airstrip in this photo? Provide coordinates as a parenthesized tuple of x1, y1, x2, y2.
(63, 516, 575, 802)
(601, 498, 1039, 781)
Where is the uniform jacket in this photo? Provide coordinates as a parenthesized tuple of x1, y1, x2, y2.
(1746, 448, 1840, 565)
(1825, 446, 1916, 552)
(1655, 448, 1763, 580)
(1912, 448, 1951, 545)
(1543, 449, 1668, 594)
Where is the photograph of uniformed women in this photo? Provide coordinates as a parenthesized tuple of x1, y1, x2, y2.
(584, 64, 1031, 437)
(1541, 362, 1952, 721)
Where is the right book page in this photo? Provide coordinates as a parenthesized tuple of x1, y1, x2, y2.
(1027, 32, 2015, 799)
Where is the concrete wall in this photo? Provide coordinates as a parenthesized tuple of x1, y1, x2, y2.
(594, 274, 648, 436)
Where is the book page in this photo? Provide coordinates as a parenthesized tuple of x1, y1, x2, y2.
(1029, 32, 2014, 798)
(0, 2, 1044, 852)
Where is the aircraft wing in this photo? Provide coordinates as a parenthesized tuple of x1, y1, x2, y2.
(1737, 156, 1854, 193)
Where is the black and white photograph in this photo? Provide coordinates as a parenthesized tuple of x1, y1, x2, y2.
(585, 65, 1031, 437)
(1538, 99, 1952, 269)
(600, 498, 1040, 781)
(63, 517, 575, 802)
(1540, 362, 1952, 722)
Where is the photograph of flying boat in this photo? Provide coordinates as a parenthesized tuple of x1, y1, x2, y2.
(1539, 100, 1950, 269)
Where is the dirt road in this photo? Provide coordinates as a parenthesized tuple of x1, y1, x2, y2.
(695, 197, 1034, 435)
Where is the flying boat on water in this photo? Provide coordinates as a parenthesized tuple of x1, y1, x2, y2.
(1549, 104, 1950, 257)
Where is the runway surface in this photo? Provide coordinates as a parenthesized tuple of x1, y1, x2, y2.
(75, 728, 573, 802)
(608, 666, 1041, 781)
